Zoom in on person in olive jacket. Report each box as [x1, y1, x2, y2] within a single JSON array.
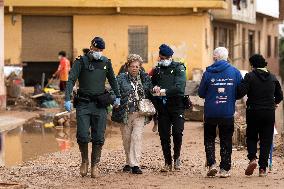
[[237, 54, 283, 177]]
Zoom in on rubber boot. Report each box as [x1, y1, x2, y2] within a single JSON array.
[[78, 143, 89, 177], [91, 144, 102, 178]]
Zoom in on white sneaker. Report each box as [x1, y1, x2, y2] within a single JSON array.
[[174, 158, 181, 171], [259, 169, 267, 177], [207, 164, 218, 177], [219, 169, 231, 178]]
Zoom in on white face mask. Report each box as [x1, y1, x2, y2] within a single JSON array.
[[92, 51, 103, 60], [158, 59, 172, 67]]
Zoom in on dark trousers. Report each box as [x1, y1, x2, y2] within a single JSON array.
[[156, 97, 185, 165], [246, 109, 275, 170], [59, 81, 67, 91], [204, 118, 234, 171], [76, 110, 107, 145]]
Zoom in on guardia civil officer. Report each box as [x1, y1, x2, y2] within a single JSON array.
[[64, 37, 121, 178], [151, 44, 186, 172]]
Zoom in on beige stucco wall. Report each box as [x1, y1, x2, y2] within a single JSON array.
[[203, 13, 214, 70], [4, 14, 22, 65], [73, 14, 211, 76], [0, 5, 5, 109]]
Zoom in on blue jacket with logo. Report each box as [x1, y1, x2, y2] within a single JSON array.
[[198, 60, 242, 119]]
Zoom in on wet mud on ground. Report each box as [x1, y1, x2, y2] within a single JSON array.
[[0, 121, 284, 189]]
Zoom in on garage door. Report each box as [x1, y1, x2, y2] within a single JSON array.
[[22, 16, 72, 86], [22, 16, 73, 62]]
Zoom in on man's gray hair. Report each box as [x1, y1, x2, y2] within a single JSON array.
[[213, 47, 229, 61]]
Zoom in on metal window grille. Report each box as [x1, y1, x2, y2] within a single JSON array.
[[267, 35, 271, 58], [248, 30, 255, 58], [242, 28, 246, 60], [274, 36, 278, 58], [128, 26, 148, 63]]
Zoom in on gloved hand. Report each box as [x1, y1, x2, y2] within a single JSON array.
[[113, 98, 121, 107], [64, 101, 72, 112]]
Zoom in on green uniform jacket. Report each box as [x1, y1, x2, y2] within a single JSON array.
[[65, 54, 120, 114], [151, 61, 186, 97]]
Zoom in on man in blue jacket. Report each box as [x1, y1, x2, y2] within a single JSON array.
[[198, 47, 242, 178]]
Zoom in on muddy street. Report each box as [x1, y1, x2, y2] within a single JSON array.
[[0, 121, 283, 189]]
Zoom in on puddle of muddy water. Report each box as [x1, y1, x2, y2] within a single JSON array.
[[0, 118, 76, 167], [0, 116, 119, 167]]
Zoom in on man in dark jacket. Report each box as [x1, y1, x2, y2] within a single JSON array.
[[237, 54, 283, 177], [198, 47, 242, 178], [151, 44, 186, 172]]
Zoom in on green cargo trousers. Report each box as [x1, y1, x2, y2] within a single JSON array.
[[76, 101, 107, 145]]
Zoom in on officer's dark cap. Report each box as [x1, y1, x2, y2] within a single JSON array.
[[159, 44, 174, 57], [91, 37, 105, 49]]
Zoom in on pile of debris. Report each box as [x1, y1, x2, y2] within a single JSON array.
[[185, 95, 204, 121], [4, 66, 63, 111], [233, 99, 247, 148], [184, 68, 205, 122], [5, 67, 25, 105], [53, 111, 76, 127], [4, 67, 39, 111], [9, 94, 39, 111]]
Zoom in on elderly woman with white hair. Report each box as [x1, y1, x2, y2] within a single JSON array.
[[198, 47, 243, 178], [112, 54, 153, 174]]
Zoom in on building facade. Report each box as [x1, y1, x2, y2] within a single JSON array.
[[0, 0, 5, 109], [3, 0, 284, 86], [3, 0, 227, 85], [212, 0, 283, 74]]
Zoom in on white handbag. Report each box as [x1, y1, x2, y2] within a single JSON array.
[[138, 99, 156, 116]]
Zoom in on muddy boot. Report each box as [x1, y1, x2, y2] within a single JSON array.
[[78, 143, 89, 177], [91, 144, 102, 178]]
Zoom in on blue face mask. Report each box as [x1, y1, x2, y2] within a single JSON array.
[[91, 51, 103, 60], [158, 59, 172, 67]]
